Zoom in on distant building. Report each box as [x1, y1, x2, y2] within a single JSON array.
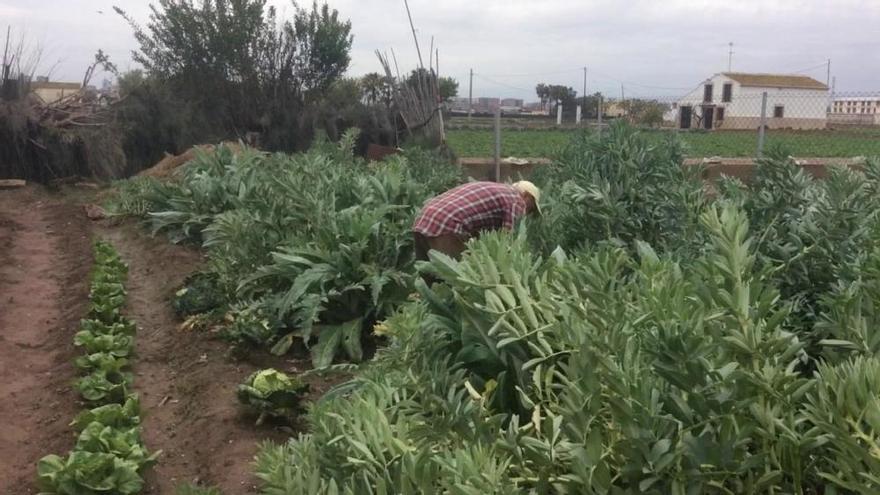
[[670, 72, 828, 130], [449, 97, 471, 113], [475, 97, 500, 113], [448, 97, 528, 115], [31, 80, 81, 104], [829, 96, 880, 126], [522, 101, 548, 115], [603, 100, 626, 118]]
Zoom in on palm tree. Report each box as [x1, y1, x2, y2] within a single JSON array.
[[360, 72, 388, 106]]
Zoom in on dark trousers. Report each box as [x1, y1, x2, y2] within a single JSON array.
[[414, 232, 467, 261]]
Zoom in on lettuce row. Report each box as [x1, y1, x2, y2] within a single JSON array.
[[37, 241, 158, 494]]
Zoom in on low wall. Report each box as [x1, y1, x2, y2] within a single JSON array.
[[458, 158, 551, 182]]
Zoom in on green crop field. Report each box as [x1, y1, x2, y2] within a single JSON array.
[[447, 127, 880, 158]]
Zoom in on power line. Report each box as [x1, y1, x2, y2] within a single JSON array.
[[588, 69, 692, 91], [477, 69, 689, 93], [473, 74, 532, 92], [476, 68, 582, 78], [782, 61, 831, 75]]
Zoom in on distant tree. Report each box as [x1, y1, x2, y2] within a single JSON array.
[[581, 92, 602, 119], [438, 76, 458, 102], [623, 99, 669, 127], [287, 2, 354, 94], [82, 50, 118, 88], [359, 72, 391, 106], [548, 84, 577, 113], [405, 69, 457, 103], [114, 0, 353, 141], [535, 83, 550, 112]]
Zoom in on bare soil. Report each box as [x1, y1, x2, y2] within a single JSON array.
[[95, 221, 298, 493], [1, 186, 339, 494], [0, 186, 93, 494]]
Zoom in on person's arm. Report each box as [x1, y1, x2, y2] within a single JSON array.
[[502, 196, 526, 230]]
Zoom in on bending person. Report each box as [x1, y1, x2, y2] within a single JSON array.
[[413, 180, 541, 261]]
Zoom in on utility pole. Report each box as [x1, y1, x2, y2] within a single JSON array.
[[403, 0, 424, 69], [826, 59, 831, 88], [436, 48, 445, 143], [494, 107, 501, 182], [826, 59, 833, 113], [830, 75, 836, 114], [582, 66, 587, 121], [468, 68, 473, 120], [728, 42, 734, 71], [757, 92, 768, 157]]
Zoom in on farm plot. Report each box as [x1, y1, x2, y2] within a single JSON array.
[[447, 126, 880, 158], [101, 124, 880, 494]]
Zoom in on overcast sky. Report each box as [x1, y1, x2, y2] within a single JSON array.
[[3, 0, 878, 101]]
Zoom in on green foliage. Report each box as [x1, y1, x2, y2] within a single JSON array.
[[446, 127, 880, 158], [405, 68, 458, 102], [104, 176, 173, 217], [37, 452, 144, 495], [535, 82, 578, 114], [253, 200, 880, 493], [74, 331, 134, 357], [75, 370, 133, 404], [75, 353, 129, 375], [114, 139, 461, 365], [622, 98, 669, 127], [804, 357, 880, 493], [529, 122, 705, 256], [172, 272, 224, 317], [722, 153, 880, 360], [71, 397, 142, 432], [237, 369, 308, 424], [106, 122, 880, 493], [74, 423, 159, 468]]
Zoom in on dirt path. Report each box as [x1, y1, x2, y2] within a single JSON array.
[[0, 186, 93, 494], [96, 222, 295, 493], [0, 185, 327, 493]]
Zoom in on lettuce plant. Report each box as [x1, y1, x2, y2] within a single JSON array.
[[237, 369, 307, 425]]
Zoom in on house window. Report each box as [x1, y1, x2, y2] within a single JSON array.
[[716, 107, 725, 121], [703, 84, 713, 103], [722, 83, 732, 102], [774, 105, 784, 118]]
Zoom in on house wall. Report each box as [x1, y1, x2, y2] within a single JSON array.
[[671, 74, 828, 130], [33, 87, 77, 104]]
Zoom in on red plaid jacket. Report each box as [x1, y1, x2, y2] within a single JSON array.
[[413, 182, 526, 237]]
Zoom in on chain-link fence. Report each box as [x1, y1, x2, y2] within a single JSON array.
[[446, 89, 880, 159]]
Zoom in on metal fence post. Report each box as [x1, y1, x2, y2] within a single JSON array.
[[494, 106, 501, 182], [597, 95, 603, 134], [757, 91, 768, 157]]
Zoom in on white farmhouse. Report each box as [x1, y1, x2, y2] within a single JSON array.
[[669, 73, 828, 130]]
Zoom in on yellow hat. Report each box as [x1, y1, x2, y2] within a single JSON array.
[[513, 180, 542, 214]]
